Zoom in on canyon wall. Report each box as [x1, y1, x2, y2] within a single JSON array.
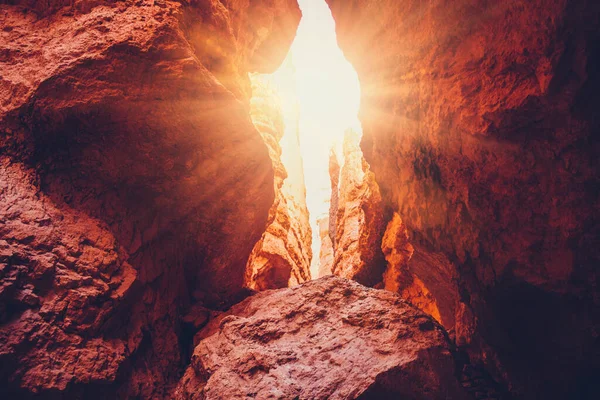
[[326, 0, 600, 398], [0, 0, 300, 397], [245, 74, 312, 290], [329, 130, 387, 287]]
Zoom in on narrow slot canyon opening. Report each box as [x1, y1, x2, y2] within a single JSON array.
[[286, 0, 363, 279], [245, 0, 382, 289]]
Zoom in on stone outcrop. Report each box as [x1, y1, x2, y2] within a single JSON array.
[[0, 160, 136, 395], [330, 130, 386, 287], [328, 147, 341, 248], [316, 216, 334, 275], [245, 74, 312, 290], [0, 0, 300, 397], [326, 0, 600, 398], [174, 276, 468, 400], [382, 213, 444, 325]]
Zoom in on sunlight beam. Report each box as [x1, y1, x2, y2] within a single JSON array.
[[253, 0, 363, 278]]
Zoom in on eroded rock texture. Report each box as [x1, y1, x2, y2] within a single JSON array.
[[382, 213, 445, 326], [0, 0, 300, 397], [326, 0, 600, 398], [317, 215, 334, 276], [0, 160, 136, 395], [174, 276, 468, 400], [330, 130, 386, 287], [245, 74, 312, 290]]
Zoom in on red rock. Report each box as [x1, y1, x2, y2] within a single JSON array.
[[330, 130, 386, 287], [1, 0, 598, 398], [382, 213, 443, 324], [0, 160, 135, 394], [0, 0, 300, 397], [174, 276, 468, 400], [326, 0, 600, 397], [317, 215, 334, 275], [381, 213, 460, 329], [245, 74, 312, 290]]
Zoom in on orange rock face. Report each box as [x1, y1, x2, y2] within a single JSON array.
[[330, 130, 386, 287], [315, 216, 333, 275], [245, 75, 312, 290], [326, 0, 600, 398], [0, 160, 136, 393], [382, 213, 444, 325], [174, 276, 468, 400], [0, 0, 300, 397]]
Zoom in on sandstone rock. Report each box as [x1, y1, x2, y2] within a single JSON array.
[[174, 276, 468, 400], [245, 73, 312, 291], [330, 130, 386, 287], [381, 213, 460, 330], [326, 0, 600, 397], [317, 216, 334, 276], [381, 213, 414, 295], [0, 160, 136, 395], [0, 0, 300, 397], [328, 147, 341, 249], [382, 213, 442, 325]]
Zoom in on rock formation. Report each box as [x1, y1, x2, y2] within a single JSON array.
[[316, 215, 334, 275], [326, 0, 600, 398], [330, 130, 386, 287], [245, 74, 312, 290], [382, 213, 444, 325], [0, 160, 137, 395], [0, 0, 300, 397], [174, 276, 468, 400], [1, 0, 598, 398]]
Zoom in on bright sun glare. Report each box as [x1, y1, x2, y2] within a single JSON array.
[[254, 0, 362, 278]]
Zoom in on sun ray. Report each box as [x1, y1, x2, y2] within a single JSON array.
[[250, 0, 363, 278]]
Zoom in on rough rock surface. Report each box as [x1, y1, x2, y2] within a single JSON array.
[[316, 215, 334, 275], [382, 213, 445, 325], [0, 160, 136, 395], [174, 276, 468, 400], [330, 130, 386, 287], [245, 74, 312, 290], [315, 149, 341, 277], [0, 0, 300, 397], [326, 0, 600, 398]]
